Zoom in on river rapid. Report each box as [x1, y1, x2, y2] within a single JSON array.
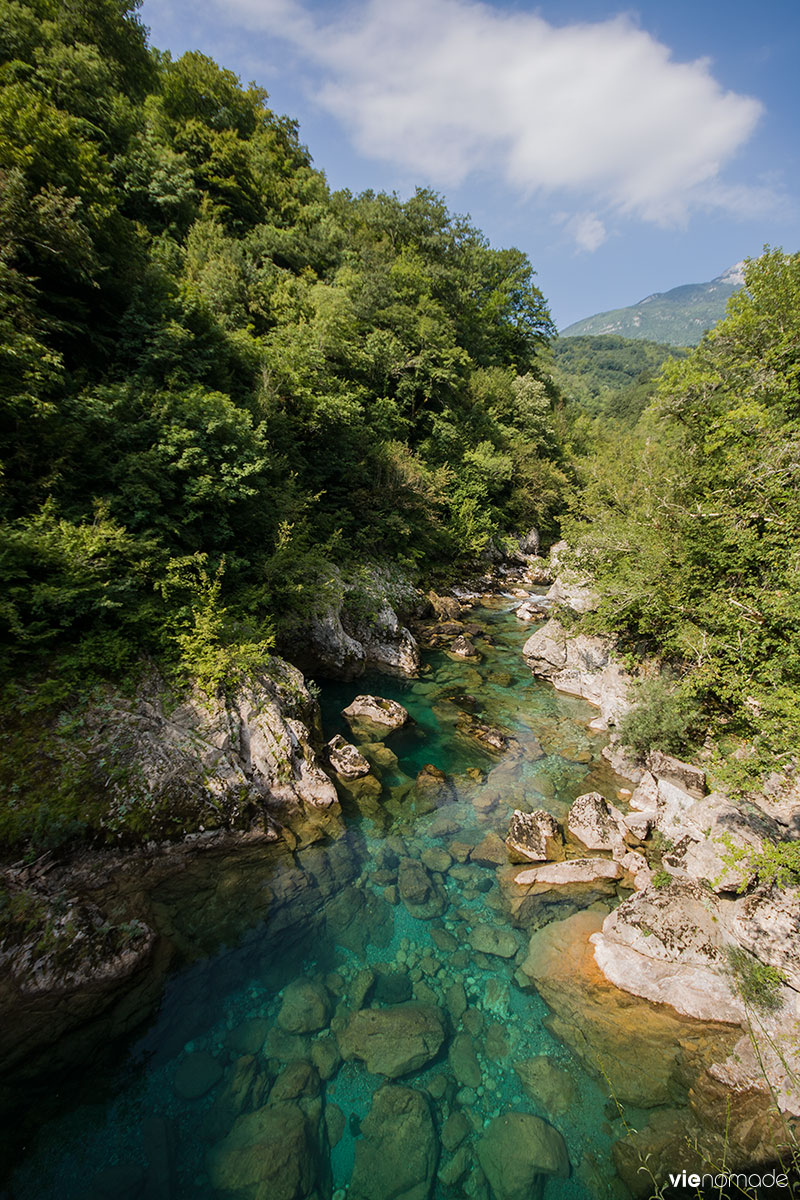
[[6, 598, 654, 1200]]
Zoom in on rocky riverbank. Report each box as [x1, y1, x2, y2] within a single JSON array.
[[517, 546, 800, 1190]]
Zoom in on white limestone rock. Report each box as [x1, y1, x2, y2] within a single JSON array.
[[567, 792, 629, 856], [522, 619, 631, 731]]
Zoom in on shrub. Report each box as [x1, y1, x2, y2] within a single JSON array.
[[617, 676, 699, 761], [725, 946, 786, 1014]]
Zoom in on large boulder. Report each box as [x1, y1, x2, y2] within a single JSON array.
[[342, 695, 409, 736], [397, 858, 446, 919], [566, 792, 628, 856], [520, 910, 739, 1109], [277, 978, 332, 1035], [349, 1085, 438, 1200], [207, 1101, 326, 1200], [476, 1112, 569, 1199], [590, 880, 745, 1023], [337, 1003, 447, 1078], [505, 810, 564, 863], [503, 859, 622, 929], [468, 923, 520, 959], [325, 735, 371, 780], [523, 619, 630, 730]]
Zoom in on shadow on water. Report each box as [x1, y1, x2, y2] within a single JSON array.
[[4, 602, 664, 1200]]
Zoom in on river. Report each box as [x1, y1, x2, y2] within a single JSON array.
[[6, 598, 653, 1200]]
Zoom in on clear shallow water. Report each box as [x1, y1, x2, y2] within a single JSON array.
[[5, 601, 640, 1200]]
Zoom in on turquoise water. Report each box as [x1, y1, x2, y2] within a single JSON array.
[[4, 600, 640, 1200]]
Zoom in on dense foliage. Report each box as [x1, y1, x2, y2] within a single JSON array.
[[0, 0, 566, 708], [546, 335, 684, 425], [567, 250, 800, 784]]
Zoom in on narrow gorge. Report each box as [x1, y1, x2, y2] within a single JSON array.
[[3, 549, 798, 1200]]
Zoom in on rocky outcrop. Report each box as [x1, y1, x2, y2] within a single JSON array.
[[84, 659, 338, 843], [505, 809, 564, 863], [543, 540, 599, 614], [523, 619, 630, 730], [0, 828, 359, 1107], [342, 694, 409, 735], [590, 880, 746, 1023], [301, 569, 421, 680]]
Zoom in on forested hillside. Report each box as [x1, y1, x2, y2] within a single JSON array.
[[0, 0, 567, 706], [566, 249, 800, 789], [545, 334, 685, 425]]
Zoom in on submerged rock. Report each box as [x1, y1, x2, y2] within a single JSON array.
[[397, 858, 447, 920], [337, 1003, 446, 1078], [476, 1112, 569, 1199], [456, 713, 509, 752], [505, 809, 564, 863], [512, 1056, 577, 1117], [449, 1032, 482, 1088], [277, 977, 332, 1035], [349, 1085, 439, 1200], [207, 1101, 326, 1200], [413, 764, 455, 812], [468, 923, 519, 958], [173, 1051, 223, 1100]]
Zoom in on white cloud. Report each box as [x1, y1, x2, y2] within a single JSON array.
[[568, 213, 608, 253], [227, 0, 766, 246]]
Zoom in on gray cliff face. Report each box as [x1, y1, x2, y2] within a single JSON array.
[[0, 654, 346, 1090], [292, 567, 422, 680], [84, 656, 339, 840]]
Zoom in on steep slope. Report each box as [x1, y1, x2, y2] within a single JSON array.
[[561, 263, 745, 346]]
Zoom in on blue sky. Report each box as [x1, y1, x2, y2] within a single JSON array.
[[140, 0, 800, 329]]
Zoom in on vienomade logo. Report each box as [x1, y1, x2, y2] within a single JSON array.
[[664, 1168, 791, 1190]]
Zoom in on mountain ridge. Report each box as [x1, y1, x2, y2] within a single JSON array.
[[561, 262, 745, 346]]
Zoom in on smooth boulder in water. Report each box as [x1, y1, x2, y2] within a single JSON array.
[[342, 695, 409, 735], [277, 977, 332, 1035], [349, 1085, 439, 1200], [477, 1112, 569, 1200], [337, 1002, 446, 1077], [207, 1101, 326, 1200]]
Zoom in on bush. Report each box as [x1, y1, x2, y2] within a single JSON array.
[[617, 676, 699, 761], [725, 946, 786, 1014]]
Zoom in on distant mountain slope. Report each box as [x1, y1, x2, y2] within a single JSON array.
[[561, 263, 745, 346], [545, 334, 686, 424]]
